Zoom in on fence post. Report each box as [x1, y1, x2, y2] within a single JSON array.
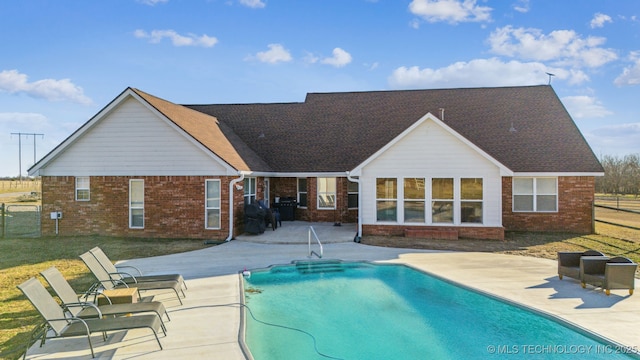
[[591, 200, 596, 234], [1, 203, 4, 238]]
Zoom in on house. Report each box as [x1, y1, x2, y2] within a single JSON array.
[[29, 85, 604, 241]]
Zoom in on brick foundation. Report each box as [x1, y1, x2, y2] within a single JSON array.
[[405, 228, 459, 240], [364, 224, 505, 240]]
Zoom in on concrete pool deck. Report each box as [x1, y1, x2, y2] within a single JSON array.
[[23, 222, 640, 359]]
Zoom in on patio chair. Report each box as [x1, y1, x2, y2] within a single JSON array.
[[89, 246, 187, 290], [80, 251, 185, 305], [581, 256, 637, 296], [557, 250, 605, 280], [17, 277, 164, 359], [40, 267, 170, 332]]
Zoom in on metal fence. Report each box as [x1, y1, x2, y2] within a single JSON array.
[[1, 203, 41, 238]]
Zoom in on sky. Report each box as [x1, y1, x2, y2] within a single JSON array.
[[0, 0, 639, 178]]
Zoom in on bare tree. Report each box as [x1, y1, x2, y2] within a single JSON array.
[[596, 154, 640, 196]]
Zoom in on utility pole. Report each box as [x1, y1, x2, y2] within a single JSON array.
[[10, 132, 44, 181]]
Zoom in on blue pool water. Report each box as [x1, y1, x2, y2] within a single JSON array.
[[242, 261, 637, 360]]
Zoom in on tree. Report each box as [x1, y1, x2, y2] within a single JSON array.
[[596, 154, 640, 197]]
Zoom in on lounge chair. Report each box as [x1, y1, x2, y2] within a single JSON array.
[[17, 277, 164, 359], [89, 246, 187, 290], [40, 266, 170, 332], [557, 250, 605, 280], [580, 256, 637, 295], [80, 251, 185, 305]]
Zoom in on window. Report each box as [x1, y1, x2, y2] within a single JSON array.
[[75, 176, 90, 201], [513, 177, 557, 212], [404, 178, 425, 223], [244, 177, 256, 205], [347, 180, 359, 209], [461, 178, 483, 223], [205, 180, 221, 229], [297, 178, 307, 207], [376, 178, 397, 222], [317, 177, 336, 209], [129, 179, 144, 229], [431, 178, 453, 223]]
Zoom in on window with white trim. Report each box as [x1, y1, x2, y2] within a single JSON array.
[[317, 177, 336, 209], [129, 179, 144, 229], [75, 176, 90, 201], [513, 177, 557, 212], [244, 177, 256, 205], [431, 178, 453, 223], [461, 178, 483, 223], [297, 178, 307, 208], [404, 178, 425, 223], [347, 180, 359, 209], [376, 178, 397, 222], [205, 180, 221, 229]]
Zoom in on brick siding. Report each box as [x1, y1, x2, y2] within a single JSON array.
[[269, 177, 357, 223], [41, 175, 243, 240], [40, 175, 594, 240], [502, 176, 595, 234]]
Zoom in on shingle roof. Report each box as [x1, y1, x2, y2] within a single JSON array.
[[186, 85, 603, 173], [132, 88, 271, 172]]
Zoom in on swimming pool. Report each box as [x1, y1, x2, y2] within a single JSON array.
[[241, 261, 637, 359]]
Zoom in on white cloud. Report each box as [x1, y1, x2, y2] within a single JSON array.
[[561, 95, 613, 119], [590, 13, 612, 29], [320, 48, 352, 68], [0, 70, 92, 105], [614, 55, 640, 86], [488, 26, 617, 68], [366, 62, 380, 71], [512, 0, 530, 13], [134, 29, 218, 47], [255, 44, 292, 64], [584, 123, 640, 156], [408, 0, 492, 24], [0, 112, 48, 127], [388, 58, 587, 89], [137, 0, 168, 5], [239, 0, 266, 8], [302, 51, 319, 64]]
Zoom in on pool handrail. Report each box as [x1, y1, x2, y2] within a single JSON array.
[[308, 226, 323, 258]]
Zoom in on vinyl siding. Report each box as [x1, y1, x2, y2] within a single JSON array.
[[360, 119, 502, 226], [41, 98, 229, 176]]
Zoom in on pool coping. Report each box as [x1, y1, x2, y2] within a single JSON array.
[[20, 229, 640, 359], [238, 259, 640, 359]]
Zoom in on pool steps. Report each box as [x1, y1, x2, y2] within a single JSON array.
[[293, 260, 369, 274]]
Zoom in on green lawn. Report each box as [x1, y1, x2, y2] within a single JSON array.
[[2, 225, 639, 359], [0, 236, 207, 360]]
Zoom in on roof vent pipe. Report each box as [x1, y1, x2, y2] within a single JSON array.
[[439, 108, 445, 121]]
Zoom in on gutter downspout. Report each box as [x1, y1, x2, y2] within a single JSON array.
[[226, 172, 245, 242], [346, 171, 362, 241]]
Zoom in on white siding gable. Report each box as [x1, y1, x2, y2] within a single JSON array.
[[40, 97, 230, 176], [359, 117, 503, 227]]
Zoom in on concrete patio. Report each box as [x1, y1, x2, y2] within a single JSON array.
[[23, 222, 640, 359]]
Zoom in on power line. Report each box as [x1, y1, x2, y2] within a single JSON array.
[[10, 132, 44, 180]]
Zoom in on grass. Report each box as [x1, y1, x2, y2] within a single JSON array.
[[0, 236, 208, 360], [3, 232, 640, 359], [2, 196, 639, 359], [0, 181, 40, 196]]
